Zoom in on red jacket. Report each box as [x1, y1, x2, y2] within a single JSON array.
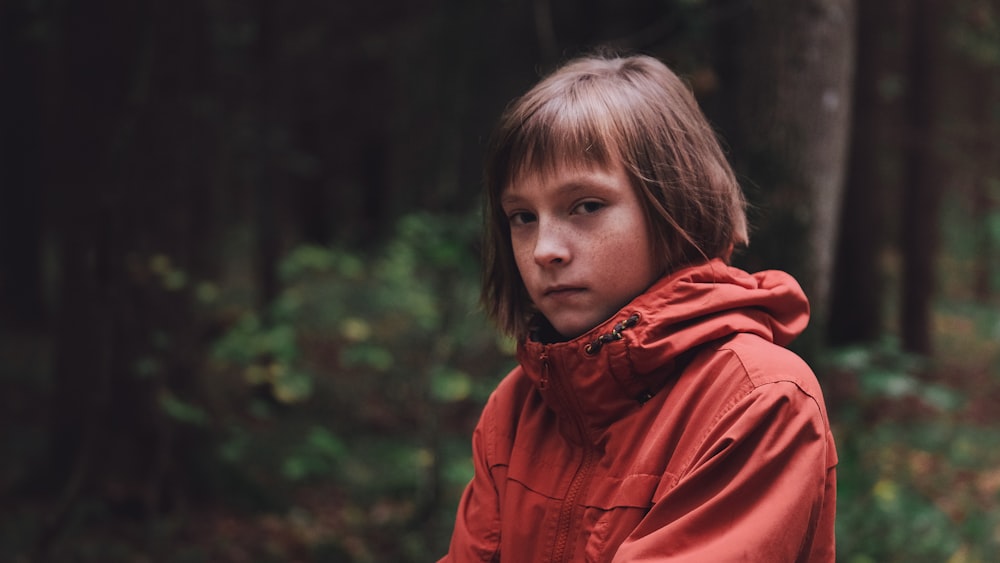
[[441, 260, 837, 562]]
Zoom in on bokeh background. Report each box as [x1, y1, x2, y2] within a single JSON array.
[[1, 0, 998, 561]]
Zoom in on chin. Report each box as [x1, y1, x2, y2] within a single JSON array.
[[551, 319, 595, 340]]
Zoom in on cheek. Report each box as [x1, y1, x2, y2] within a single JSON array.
[[616, 227, 658, 283], [509, 237, 533, 277]]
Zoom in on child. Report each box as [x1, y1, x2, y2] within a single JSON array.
[[440, 52, 837, 562]]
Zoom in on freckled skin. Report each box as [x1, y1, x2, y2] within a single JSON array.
[[502, 159, 661, 339]]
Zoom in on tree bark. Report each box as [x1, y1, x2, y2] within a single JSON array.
[[0, 1, 46, 329], [38, 0, 139, 548], [900, 0, 947, 355], [714, 0, 856, 344], [38, 0, 221, 548], [828, 0, 907, 346], [969, 60, 999, 303]]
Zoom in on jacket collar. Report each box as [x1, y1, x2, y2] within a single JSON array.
[[515, 259, 810, 441]]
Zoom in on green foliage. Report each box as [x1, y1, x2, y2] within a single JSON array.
[[949, 1, 1000, 67], [281, 426, 348, 482], [201, 211, 509, 561], [826, 339, 1000, 562], [827, 340, 965, 413], [429, 367, 474, 403], [836, 417, 1000, 563], [212, 312, 314, 404], [159, 391, 210, 426]]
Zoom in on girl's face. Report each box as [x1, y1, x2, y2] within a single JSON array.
[[502, 159, 660, 340]]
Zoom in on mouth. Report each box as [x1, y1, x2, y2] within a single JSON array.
[[544, 285, 585, 297]]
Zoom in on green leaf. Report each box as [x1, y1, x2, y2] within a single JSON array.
[[340, 343, 394, 372], [281, 427, 347, 482], [272, 369, 314, 404], [159, 392, 209, 426], [305, 426, 348, 460], [430, 368, 472, 402]]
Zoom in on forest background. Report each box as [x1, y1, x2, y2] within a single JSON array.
[[1, 0, 999, 561]]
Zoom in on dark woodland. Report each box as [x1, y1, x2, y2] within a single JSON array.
[[1, 0, 998, 561]]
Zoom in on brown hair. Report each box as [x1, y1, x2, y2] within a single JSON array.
[[481, 52, 748, 339]]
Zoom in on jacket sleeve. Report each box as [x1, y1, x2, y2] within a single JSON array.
[[438, 398, 503, 563], [613, 381, 837, 563]]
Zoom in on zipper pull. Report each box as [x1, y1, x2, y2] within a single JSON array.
[[539, 352, 550, 390]]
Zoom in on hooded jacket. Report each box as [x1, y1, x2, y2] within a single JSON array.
[[441, 260, 837, 562]]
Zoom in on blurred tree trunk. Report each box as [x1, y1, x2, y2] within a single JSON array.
[[713, 0, 856, 347], [828, 0, 907, 346], [38, 0, 220, 550], [970, 74, 998, 301], [971, 172, 997, 302], [964, 19, 1000, 303], [900, 0, 947, 355], [0, 1, 45, 330], [40, 0, 140, 547], [253, 0, 282, 308]]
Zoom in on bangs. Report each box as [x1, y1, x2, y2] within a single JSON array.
[[496, 88, 621, 190]]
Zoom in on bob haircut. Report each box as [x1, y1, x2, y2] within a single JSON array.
[[482, 52, 748, 340]]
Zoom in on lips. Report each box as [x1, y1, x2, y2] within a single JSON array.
[[544, 285, 585, 297]]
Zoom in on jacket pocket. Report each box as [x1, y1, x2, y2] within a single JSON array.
[[582, 474, 659, 562]]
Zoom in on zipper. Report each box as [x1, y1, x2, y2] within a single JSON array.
[[552, 447, 596, 562], [539, 351, 550, 390], [544, 350, 597, 563]]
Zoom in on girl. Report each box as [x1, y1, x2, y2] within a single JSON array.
[[440, 52, 836, 562]]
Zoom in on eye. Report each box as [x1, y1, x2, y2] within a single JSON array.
[[573, 200, 605, 215], [508, 211, 537, 226]]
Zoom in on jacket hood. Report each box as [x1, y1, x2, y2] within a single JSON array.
[[515, 259, 810, 439]]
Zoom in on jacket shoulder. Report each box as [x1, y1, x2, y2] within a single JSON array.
[[713, 332, 829, 418], [476, 366, 540, 447]]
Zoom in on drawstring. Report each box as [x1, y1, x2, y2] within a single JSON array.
[[584, 313, 640, 355]]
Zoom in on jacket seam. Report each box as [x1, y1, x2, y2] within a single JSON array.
[[482, 394, 502, 562], [676, 352, 753, 479], [674, 346, 828, 481], [720, 339, 829, 420]]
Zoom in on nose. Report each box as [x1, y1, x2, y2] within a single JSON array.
[[533, 220, 571, 266]]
